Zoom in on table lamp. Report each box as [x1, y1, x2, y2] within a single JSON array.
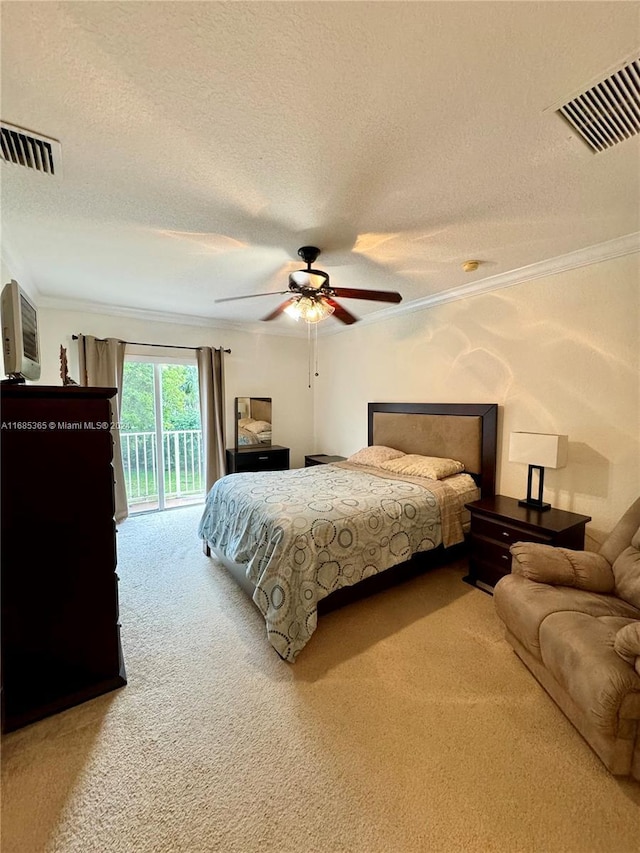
[[509, 432, 568, 511]]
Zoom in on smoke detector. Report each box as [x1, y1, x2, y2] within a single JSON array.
[[0, 122, 62, 176]]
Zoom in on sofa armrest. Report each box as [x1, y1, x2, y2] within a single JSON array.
[[510, 542, 615, 592], [614, 622, 640, 666]]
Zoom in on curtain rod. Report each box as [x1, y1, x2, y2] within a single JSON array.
[[72, 335, 230, 354]]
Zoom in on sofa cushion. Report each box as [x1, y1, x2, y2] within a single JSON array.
[[540, 612, 640, 734], [614, 621, 640, 665], [612, 526, 640, 609], [510, 542, 614, 591], [493, 573, 640, 661], [599, 498, 640, 566]]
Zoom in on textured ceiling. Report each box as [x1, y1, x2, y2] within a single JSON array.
[[1, 1, 639, 333]]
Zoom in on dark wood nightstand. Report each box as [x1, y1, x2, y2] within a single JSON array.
[[464, 495, 591, 592], [226, 445, 290, 474], [304, 454, 347, 467]]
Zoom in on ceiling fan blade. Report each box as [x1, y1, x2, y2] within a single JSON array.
[[330, 287, 402, 304], [326, 298, 358, 325], [261, 299, 296, 321], [215, 290, 289, 304]]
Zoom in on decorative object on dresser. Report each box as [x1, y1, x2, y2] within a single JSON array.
[[226, 445, 290, 474], [59, 345, 78, 385], [304, 454, 347, 467], [464, 495, 591, 592], [508, 431, 568, 511], [0, 385, 126, 732]]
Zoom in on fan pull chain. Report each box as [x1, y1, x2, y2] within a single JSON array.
[[307, 321, 312, 388], [314, 323, 320, 378]]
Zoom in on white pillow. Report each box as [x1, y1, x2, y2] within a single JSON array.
[[244, 419, 272, 434], [347, 445, 405, 466], [379, 454, 464, 480]]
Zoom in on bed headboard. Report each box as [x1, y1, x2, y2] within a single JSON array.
[[368, 402, 498, 496]]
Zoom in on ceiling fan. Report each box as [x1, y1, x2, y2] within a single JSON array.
[[215, 246, 402, 324]]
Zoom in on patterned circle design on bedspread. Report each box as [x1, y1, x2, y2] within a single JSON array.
[[337, 528, 354, 549], [310, 519, 337, 548], [363, 541, 382, 563], [253, 585, 269, 614], [259, 575, 292, 626], [308, 499, 336, 513], [300, 580, 316, 603], [271, 584, 285, 610], [403, 502, 417, 519], [317, 560, 340, 590], [381, 499, 403, 520], [264, 492, 293, 504], [340, 560, 357, 580], [293, 543, 308, 566], [366, 513, 382, 532], [305, 607, 318, 637], [390, 531, 411, 557]]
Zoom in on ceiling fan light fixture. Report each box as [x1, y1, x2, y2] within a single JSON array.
[[284, 295, 335, 324], [289, 269, 330, 290]]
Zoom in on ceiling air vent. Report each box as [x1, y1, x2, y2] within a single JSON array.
[[0, 122, 61, 175], [557, 58, 640, 153]]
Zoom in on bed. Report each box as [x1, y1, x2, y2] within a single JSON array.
[[199, 402, 498, 661], [237, 419, 273, 446]]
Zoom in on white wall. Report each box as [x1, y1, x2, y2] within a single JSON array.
[[314, 253, 640, 544], [8, 251, 640, 541], [37, 307, 315, 469]]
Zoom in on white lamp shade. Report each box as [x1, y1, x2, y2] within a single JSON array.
[[509, 432, 568, 469]]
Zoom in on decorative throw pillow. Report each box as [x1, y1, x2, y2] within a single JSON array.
[[347, 445, 405, 466], [614, 621, 640, 665], [379, 454, 464, 480]]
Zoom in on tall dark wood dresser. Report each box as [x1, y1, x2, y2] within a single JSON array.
[[1, 385, 126, 732]]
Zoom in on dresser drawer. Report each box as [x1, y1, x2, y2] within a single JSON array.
[[469, 534, 512, 571], [238, 449, 287, 472], [227, 446, 290, 474], [471, 515, 553, 547]]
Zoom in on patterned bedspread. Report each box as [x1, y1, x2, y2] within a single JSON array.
[[198, 462, 478, 661]]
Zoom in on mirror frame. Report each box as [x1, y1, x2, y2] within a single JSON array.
[[235, 396, 272, 451]]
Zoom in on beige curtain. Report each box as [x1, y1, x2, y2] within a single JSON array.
[[77, 335, 128, 523], [197, 347, 226, 492]]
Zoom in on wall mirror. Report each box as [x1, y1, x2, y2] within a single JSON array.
[[235, 397, 272, 449]]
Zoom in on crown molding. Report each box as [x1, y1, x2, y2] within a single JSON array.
[[36, 295, 304, 338], [32, 231, 639, 338], [321, 231, 640, 336]]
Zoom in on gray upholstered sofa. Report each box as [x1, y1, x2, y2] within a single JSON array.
[[494, 497, 640, 780]]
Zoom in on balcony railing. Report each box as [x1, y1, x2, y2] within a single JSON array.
[[121, 429, 204, 506]]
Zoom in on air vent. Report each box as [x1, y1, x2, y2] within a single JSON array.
[[557, 58, 640, 153], [0, 122, 61, 175]]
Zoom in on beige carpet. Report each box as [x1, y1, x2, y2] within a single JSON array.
[[2, 505, 639, 853]]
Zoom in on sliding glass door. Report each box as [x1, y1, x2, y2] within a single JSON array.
[[120, 358, 204, 512]]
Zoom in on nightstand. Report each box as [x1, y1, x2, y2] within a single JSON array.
[[226, 445, 290, 474], [304, 454, 347, 467], [464, 495, 591, 591]]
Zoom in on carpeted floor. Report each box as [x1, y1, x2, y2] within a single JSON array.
[[2, 505, 639, 852]]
